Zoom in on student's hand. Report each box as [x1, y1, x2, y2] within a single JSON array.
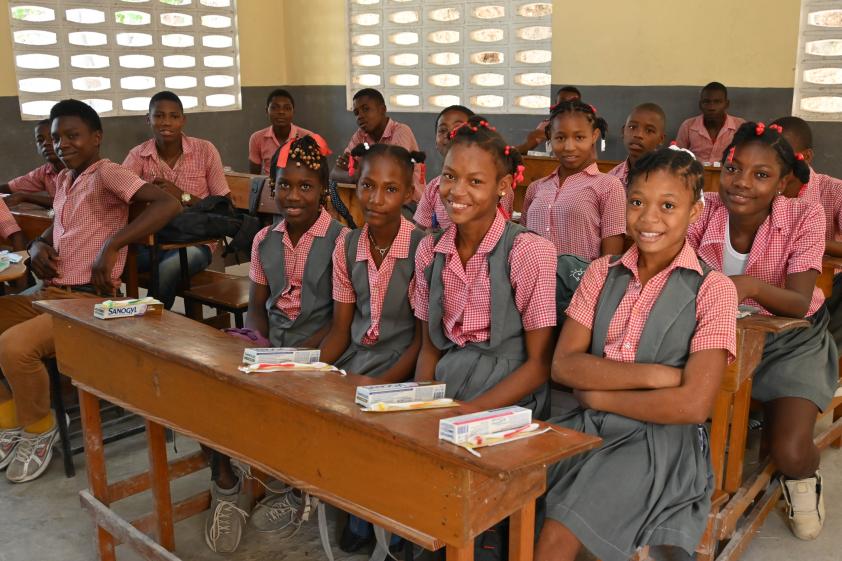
[[451, 401, 484, 416], [729, 275, 758, 303], [152, 178, 183, 201], [29, 240, 59, 280], [91, 243, 119, 297], [524, 129, 546, 151], [336, 152, 350, 171]]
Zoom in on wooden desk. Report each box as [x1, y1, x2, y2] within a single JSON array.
[[38, 299, 601, 561], [10, 205, 52, 240], [820, 254, 842, 297]]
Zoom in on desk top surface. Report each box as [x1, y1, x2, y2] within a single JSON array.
[[36, 298, 601, 478]]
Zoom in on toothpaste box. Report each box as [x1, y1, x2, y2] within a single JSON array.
[[242, 347, 321, 365], [94, 298, 163, 320], [355, 382, 446, 407], [438, 406, 532, 445]]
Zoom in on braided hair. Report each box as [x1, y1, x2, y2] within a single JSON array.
[[722, 121, 811, 185], [269, 134, 331, 206], [544, 100, 602, 141], [448, 115, 525, 184], [628, 146, 705, 201], [349, 142, 426, 188]]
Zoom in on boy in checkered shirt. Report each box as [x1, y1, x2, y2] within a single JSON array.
[[0, 99, 180, 484], [0, 118, 64, 208]]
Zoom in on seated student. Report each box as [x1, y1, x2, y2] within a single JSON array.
[[248, 88, 314, 175], [0, 119, 64, 208], [687, 122, 837, 541], [122, 90, 231, 309], [517, 86, 582, 154], [414, 115, 557, 419], [0, 99, 180, 484], [0, 196, 26, 252], [676, 81, 745, 164], [414, 105, 513, 230], [204, 134, 346, 554], [536, 147, 737, 561], [331, 88, 424, 202], [773, 116, 842, 347], [521, 101, 626, 258], [607, 102, 667, 186]]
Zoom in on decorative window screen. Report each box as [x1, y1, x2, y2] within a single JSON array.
[[346, 0, 553, 114], [9, 0, 241, 120], [793, 0, 842, 121]]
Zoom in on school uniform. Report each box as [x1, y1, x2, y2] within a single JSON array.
[[687, 192, 838, 411], [543, 243, 737, 561], [0, 159, 145, 427], [345, 118, 424, 202], [675, 114, 745, 164], [413, 213, 557, 417], [413, 176, 514, 230], [248, 124, 314, 176], [123, 134, 231, 308], [332, 216, 424, 375], [0, 198, 21, 240], [607, 159, 629, 187], [7, 163, 60, 197], [521, 163, 626, 259], [249, 208, 346, 347]]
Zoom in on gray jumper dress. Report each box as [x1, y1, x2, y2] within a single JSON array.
[[544, 259, 714, 561], [258, 219, 344, 347], [423, 222, 550, 419], [334, 227, 426, 377]]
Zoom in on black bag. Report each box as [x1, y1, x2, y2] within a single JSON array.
[[223, 176, 268, 258], [155, 195, 242, 243]]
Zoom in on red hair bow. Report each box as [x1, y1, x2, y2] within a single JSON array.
[[755, 122, 766, 136], [588, 104, 598, 114], [347, 155, 356, 176], [796, 152, 805, 161], [726, 146, 736, 164], [309, 133, 332, 156], [513, 164, 526, 186], [768, 124, 783, 134]]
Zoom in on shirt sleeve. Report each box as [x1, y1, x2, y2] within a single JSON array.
[[564, 256, 610, 330], [691, 271, 738, 362], [686, 193, 716, 250], [248, 226, 271, 285], [121, 148, 144, 177], [345, 129, 363, 154], [413, 180, 438, 229], [500, 187, 514, 215], [509, 233, 557, 330], [412, 236, 435, 322], [332, 230, 356, 303], [520, 181, 538, 225], [7, 166, 46, 194], [203, 142, 230, 196], [787, 201, 826, 275], [248, 131, 262, 166], [101, 162, 146, 203], [392, 123, 420, 152], [675, 119, 691, 149], [599, 176, 627, 238], [0, 199, 21, 239]]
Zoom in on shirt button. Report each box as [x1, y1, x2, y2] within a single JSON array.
[[623, 342, 631, 350], [546, 228, 550, 232]]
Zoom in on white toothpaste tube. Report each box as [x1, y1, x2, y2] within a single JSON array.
[[438, 406, 532, 445], [242, 347, 321, 365], [94, 298, 164, 320], [355, 382, 446, 407]]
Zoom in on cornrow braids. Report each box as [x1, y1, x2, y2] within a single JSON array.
[[722, 121, 811, 185], [628, 146, 705, 201], [448, 115, 526, 189], [269, 134, 331, 206], [434, 104, 474, 133], [348, 142, 427, 188], [544, 100, 599, 139]]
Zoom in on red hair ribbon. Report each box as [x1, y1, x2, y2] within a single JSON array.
[[588, 104, 598, 114], [449, 122, 468, 139], [497, 202, 510, 220], [309, 133, 332, 156], [416, 162, 426, 185], [755, 122, 766, 136], [768, 124, 783, 135], [479, 120, 496, 131], [347, 155, 356, 176], [277, 139, 293, 169], [796, 152, 805, 161], [504, 145, 511, 156], [548, 102, 559, 113], [513, 164, 526, 186], [726, 146, 736, 164]]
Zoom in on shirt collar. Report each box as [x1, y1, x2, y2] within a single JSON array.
[[273, 207, 331, 237], [434, 211, 506, 256], [690, 113, 740, 133], [615, 240, 704, 282], [357, 216, 414, 262], [363, 118, 397, 144], [138, 134, 194, 158], [552, 162, 600, 184]]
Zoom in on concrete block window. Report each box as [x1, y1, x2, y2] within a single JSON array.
[[793, 0, 842, 121]]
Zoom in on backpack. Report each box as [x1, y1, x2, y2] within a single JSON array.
[[155, 195, 242, 243], [556, 254, 591, 327]]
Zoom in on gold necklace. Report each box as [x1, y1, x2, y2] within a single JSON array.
[[367, 230, 392, 257]]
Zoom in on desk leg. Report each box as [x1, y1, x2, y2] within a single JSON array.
[[446, 544, 474, 561], [509, 501, 536, 561], [79, 389, 116, 561], [725, 378, 753, 495], [146, 420, 176, 551]]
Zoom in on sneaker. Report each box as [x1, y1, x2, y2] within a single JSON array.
[[5, 426, 58, 483], [781, 472, 825, 540], [251, 488, 314, 536], [0, 427, 22, 470], [204, 481, 250, 553]]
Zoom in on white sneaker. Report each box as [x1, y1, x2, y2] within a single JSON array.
[[251, 488, 315, 537], [6, 426, 58, 483], [781, 472, 825, 540], [204, 481, 250, 553], [0, 427, 22, 470]]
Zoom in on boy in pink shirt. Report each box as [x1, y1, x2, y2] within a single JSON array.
[[607, 103, 667, 187], [0, 119, 64, 208], [248, 89, 314, 175], [676, 82, 745, 164]]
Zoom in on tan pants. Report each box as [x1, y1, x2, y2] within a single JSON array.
[[0, 287, 98, 426]]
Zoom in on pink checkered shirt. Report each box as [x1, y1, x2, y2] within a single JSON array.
[[798, 168, 842, 244], [51, 159, 146, 287], [345, 118, 424, 202], [675, 114, 745, 164], [249, 209, 345, 320], [0, 198, 20, 239], [413, 213, 557, 346], [248, 124, 314, 176], [8, 163, 61, 197], [567, 242, 737, 362], [520, 163, 626, 259], [687, 192, 826, 317], [607, 159, 630, 186], [333, 216, 416, 344], [413, 175, 514, 229]]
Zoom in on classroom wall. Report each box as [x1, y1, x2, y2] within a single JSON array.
[[0, 0, 839, 178]]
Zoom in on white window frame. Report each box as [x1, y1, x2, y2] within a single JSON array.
[[9, 0, 242, 120], [793, 0, 842, 121], [346, 0, 553, 114]]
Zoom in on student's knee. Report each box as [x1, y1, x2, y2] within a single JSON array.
[[769, 430, 817, 477], [535, 519, 579, 561], [0, 321, 48, 374]]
